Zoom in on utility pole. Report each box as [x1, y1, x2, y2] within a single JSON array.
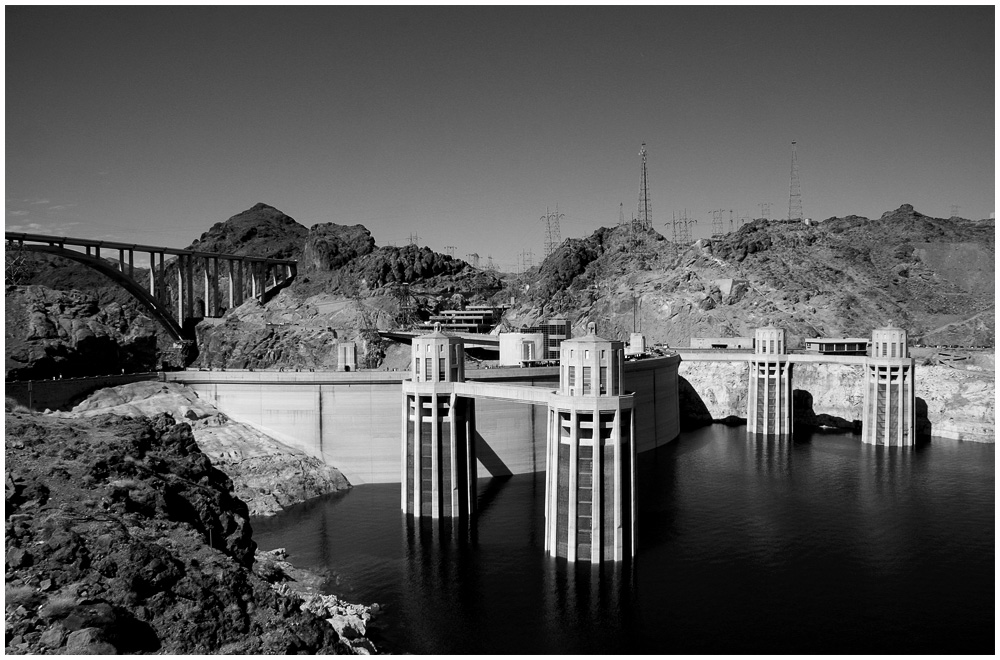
[[788, 141, 803, 220]]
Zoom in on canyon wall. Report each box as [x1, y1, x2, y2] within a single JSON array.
[[679, 360, 994, 442]]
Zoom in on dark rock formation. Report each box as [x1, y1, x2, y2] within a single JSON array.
[[186, 203, 308, 260], [4, 411, 354, 654], [5, 285, 167, 380], [302, 223, 376, 271]]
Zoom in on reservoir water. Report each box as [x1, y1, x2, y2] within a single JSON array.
[[252, 426, 994, 654]]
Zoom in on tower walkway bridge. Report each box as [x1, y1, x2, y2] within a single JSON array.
[[6, 231, 297, 341]]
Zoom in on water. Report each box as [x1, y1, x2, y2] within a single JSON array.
[[252, 427, 994, 654]]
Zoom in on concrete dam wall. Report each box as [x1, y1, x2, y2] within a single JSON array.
[[169, 354, 682, 484]]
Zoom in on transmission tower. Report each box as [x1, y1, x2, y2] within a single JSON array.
[[466, 253, 480, 269], [759, 202, 771, 220], [444, 246, 456, 258], [711, 209, 725, 237], [485, 255, 496, 271], [949, 204, 960, 218], [5, 240, 27, 285], [667, 211, 679, 243], [392, 283, 419, 329], [636, 143, 652, 231], [618, 202, 625, 228], [541, 206, 564, 258], [408, 233, 421, 246], [518, 250, 534, 273], [788, 141, 802, 220], [682, 212, 698, 243]]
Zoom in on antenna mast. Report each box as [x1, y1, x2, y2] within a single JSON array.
[[788, 141, 802, 220]]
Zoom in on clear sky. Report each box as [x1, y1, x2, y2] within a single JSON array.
[[6, 6, 995, 270]]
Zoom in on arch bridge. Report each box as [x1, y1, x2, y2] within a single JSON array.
[[6, 232, 297, 341]]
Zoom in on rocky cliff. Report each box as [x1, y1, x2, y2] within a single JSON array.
[[4, 410, 365, 654], [4, 285, 176, 380]]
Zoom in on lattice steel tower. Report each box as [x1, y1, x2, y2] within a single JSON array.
[[541, 205, 564, 258], [788, 141, 802, 220], [637, 143, 652, 231]]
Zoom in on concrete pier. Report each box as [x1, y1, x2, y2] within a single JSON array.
[[862, 324, 916, 446], [747, 326, 792, 439]]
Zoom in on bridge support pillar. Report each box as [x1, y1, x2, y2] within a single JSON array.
[[862, 324, 916, 446], [747, 326, 792, 439], [184, 254, 194, 320], [401, 326, 475, 519], [544, 323, 635, 563], [176, 255, 185, 322], [203, 259, 211, 317], [149, 252, 158, 299]]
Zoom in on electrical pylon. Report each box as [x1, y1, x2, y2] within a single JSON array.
[[636, 143, 652, 231], [541, 206, 564, 258], [788, 141, 802, 220]]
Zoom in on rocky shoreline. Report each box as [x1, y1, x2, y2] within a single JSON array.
[[4, 410, 381, 654], [51, 381, 351, 516]]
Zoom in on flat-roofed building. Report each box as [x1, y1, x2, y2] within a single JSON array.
[[690, 337, 754, 349], [524, 317, 571, 361], [417, 305, 503, 333], [804, 337, 869, 356], [498, 332, 546, 366]]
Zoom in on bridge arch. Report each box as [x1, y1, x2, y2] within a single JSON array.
[[19, 243, 187, 341]]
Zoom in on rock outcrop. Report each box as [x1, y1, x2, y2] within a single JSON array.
[[4, 411, 360, 654], [56, 381, 351, 516], [302, 223, 377, 272], [5, 285, 171, 380], [185, 203, 308, 260]]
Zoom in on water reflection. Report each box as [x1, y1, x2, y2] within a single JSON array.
[[251, 429, 994, 655]]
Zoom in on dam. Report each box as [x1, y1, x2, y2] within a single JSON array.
[[165, 343, 681, 487]]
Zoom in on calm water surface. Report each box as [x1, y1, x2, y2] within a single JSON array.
[[252, 427, 994, 654]]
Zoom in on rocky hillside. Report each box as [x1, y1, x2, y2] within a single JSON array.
[[6, 203, 993, 378], [56, 381, 351, 516], [504, 204, 994, 349], [4, 410, 367, 654]]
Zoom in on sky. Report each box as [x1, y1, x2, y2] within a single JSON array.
[[6, 6, 995, 271]]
